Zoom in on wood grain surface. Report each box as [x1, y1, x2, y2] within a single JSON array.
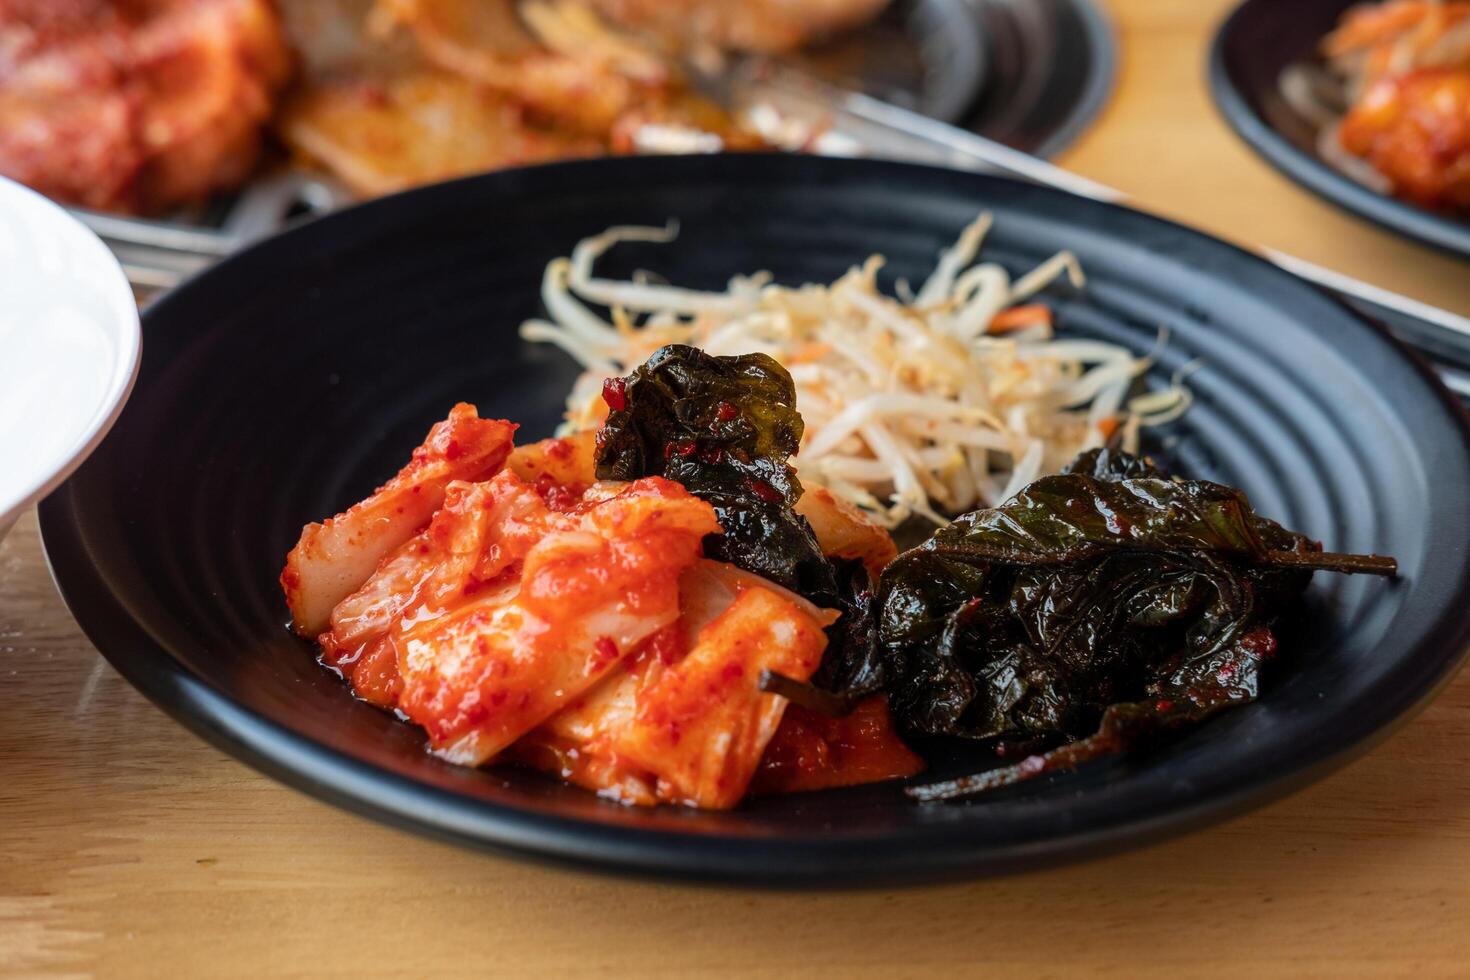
[[4, 1, 1469, 976]]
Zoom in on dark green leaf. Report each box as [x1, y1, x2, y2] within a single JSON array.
[[595, 344, 834, 599], [881, 449, 1393, 800], [594, 345, 881, 700]]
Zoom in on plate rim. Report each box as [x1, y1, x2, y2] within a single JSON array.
[[1027, 0, 1119, 160], [0, 177, 142, 529], [39, 153, 1470, 886], [903, 0, 990, 124], [1207, 0, 1470, 259]]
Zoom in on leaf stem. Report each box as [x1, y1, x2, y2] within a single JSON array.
[[924, 544, 1398, 577], [758, 670, 855, 717], [1266, 551, 1398, 576]]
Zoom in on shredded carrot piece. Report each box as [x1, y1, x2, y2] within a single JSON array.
[[989, 304, 1054, 334], [787, 341, 832, 364]]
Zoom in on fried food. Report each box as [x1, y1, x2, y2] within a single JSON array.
[[2, 0, 861, 211], [276, 70, 602, 197], [0, 0, 290, 213], [585, 0, 890, 54], [278, 0, 606, 195], [368, 0, 754, 141]]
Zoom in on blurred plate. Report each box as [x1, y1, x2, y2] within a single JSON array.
[[798, 0, 1117, 155], [0, 177, 139, 542], [795, 0, 989, 123], [73, 0, 1116, 292], [47, 154, 1465, 886], [1210, 0, 1470, 258], [960, 0, 1115, 158]]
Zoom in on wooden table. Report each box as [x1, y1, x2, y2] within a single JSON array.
[[4, 2, 1468, 976]]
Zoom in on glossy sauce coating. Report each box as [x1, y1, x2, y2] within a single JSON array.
[[752, 696, 925, 796], [388, 476, 718, 764], [282, 413, 921, 808], [609, 584, 834, 808], [1340, 68, 1470, 211], [282, 403, 516, 636]]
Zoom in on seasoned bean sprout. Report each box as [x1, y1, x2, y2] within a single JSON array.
[[521, 215, 1190, 526]]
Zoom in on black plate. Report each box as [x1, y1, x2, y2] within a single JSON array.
[[1210, 0, 1470, 258], [41, 154, 1470, 886], [818, 0, 1116, 156], [962, 0, 1116, 158], [796, 0, 989, 124]]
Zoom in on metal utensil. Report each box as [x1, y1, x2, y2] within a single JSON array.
[[70, 172, 351, 295]]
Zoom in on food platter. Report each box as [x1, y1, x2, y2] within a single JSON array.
[[40, 154, 1470, 885], [69, 0, 1116, 292], [790, 0, 989, 123], [1210, 0, 1470, 258]]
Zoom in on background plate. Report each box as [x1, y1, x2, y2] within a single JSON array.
[[794, 0, 989, 123], [41, 154, 1470, 886], [75, 0, 1116, 293], [960, 0, 1115, 158], [821, 0, 1116, 155], [1210, 0, 1470, 259]]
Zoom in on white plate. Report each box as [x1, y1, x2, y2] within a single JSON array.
[[0, 178, 140, 541]]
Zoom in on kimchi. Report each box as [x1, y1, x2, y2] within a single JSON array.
[[283, 392, 921, 809]]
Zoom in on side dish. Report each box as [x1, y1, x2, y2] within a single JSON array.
[[583, 0, 891, 55], [282, 375, 925, 809], [1298, 1, 1470, 212], [284, 334, 1394, 808], [0, 0, 291, 214], [523, 216, 1190, 528], [0, 0, 889, 214], [885, 447, 1396, 800], [276, 0, 770, 199]]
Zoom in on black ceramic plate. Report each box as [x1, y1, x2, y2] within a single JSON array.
[[809, 0, 1116, 156], [961, 0, 1116, 158], [41, 155, 1470, 886], [1210, 0, 1470, 258], [795, 0, 989, 124]]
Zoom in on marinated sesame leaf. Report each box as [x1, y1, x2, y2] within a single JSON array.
[[880, 449, 1396, 800], [907, 692, 1245, 801], [596, 345, 886, 701], [1061, 446, 1166, 481], [810, 557, 885, 697], [595, 344, 835, 600]]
